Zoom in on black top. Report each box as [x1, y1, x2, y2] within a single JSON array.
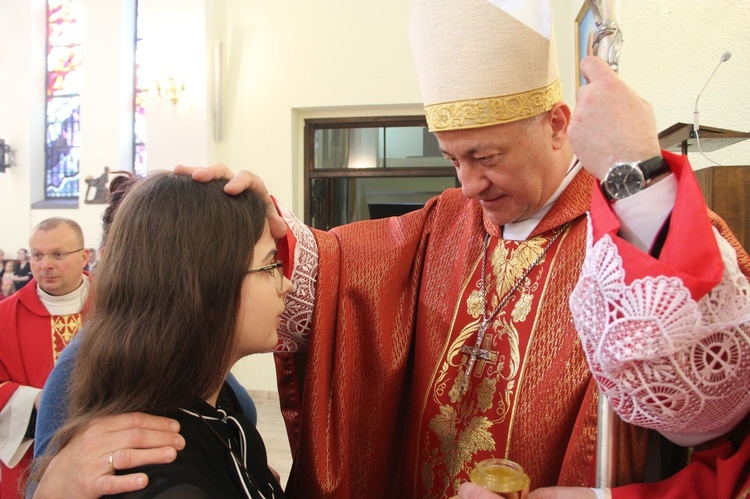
[[14, 261, 31, 289], [108, 384, 285, 499]]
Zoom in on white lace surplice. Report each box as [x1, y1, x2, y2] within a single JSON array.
[[571, 216, 750, 446]]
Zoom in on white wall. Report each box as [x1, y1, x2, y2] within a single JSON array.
[[0, 0, 45, 251], [1, 0, 748, 391], [208, 0, 422, 211], [137, 0, 210, 171], [561, 0, 749, 169]]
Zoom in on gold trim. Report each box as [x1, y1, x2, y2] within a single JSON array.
[[504, 224, 571, 457], [50, 314, 82, 363], [412, 242, 484, 496], [425, 80, 563, 132]]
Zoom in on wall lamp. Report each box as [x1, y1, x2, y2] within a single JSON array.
[[146, 77, 185, 105], [0, 138, 14, 173]]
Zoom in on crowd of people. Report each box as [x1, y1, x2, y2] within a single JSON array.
[[1, 1, 749, 498]]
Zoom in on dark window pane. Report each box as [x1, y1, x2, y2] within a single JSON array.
[[384, 126, 451, 168], [310, 176, 457, 230], [314, 126, 451, 170]]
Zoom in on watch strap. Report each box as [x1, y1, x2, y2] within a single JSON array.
[[639, 155, 669, 181]]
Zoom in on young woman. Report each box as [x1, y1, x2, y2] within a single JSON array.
[[35, 172, 290, 498]]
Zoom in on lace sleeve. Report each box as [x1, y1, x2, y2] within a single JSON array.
[[275, 205, 318, 353], [570, 215, 750, 441]]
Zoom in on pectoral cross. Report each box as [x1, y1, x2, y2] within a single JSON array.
[[456, 227, 566, 399], [457, 319, 496, 397]]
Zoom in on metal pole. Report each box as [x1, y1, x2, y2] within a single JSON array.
[[587, 0, 623, 74], [586, 0, 622, 488], [595, 389, 618, 488]]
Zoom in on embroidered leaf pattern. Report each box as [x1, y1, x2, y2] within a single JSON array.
[[429, 404, 458, 442], [491, 237, 546, 300], [421, 230, 567, 496], [496, 319, 520, 379], [501, 379, 516, 421], [421, 445, 439, 490]]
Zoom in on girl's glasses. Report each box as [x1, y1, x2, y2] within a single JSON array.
[[246, 261, 284, 292]]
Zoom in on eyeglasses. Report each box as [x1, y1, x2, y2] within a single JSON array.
[[246, 260, 284, 292], [30, 248, 85, 263]]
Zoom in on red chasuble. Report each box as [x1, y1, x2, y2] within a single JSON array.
[[276, 170, 654, 498], [276, 152, 750, 498], [0, 279, 83, 499]]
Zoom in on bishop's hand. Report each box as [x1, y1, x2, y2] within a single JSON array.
[[568, 56, 662, 181], [174, 163, 288, 239]]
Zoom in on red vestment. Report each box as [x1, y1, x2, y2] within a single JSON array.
[[0, 279, 83, 499], [275, 154, 750, 498]]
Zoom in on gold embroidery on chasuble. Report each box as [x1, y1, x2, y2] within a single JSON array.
[[50, 313, 82, 363], [420, 233, 558, 496]]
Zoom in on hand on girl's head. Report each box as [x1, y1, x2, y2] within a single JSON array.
[[174, 163, 288, 239]]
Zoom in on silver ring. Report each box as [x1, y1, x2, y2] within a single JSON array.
[[108, 452, 116, 471]]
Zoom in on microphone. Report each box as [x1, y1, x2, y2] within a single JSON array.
[[693, 51, 732, 138]]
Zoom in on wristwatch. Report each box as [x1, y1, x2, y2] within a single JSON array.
[[600, 156, 669, 201]]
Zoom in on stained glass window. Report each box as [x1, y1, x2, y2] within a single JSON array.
[[46, 0, 83, 199], [133, 1, 147, 176]]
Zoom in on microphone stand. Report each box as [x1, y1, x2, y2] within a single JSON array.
[[692, 53, 732, 171], [693, 52, 732, 138]]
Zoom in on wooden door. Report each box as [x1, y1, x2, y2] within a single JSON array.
[[694, 165, 750, 250]]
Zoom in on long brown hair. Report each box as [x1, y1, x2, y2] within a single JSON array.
[[42, 172, 267, 463]]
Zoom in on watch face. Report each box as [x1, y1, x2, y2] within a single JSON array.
[[602, 163, 645, 200]]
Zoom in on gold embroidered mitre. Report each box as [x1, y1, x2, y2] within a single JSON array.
[[409, 0, 562, 131]]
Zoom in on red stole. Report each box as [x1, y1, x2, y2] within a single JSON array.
[[416, 221, 589, 496]]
